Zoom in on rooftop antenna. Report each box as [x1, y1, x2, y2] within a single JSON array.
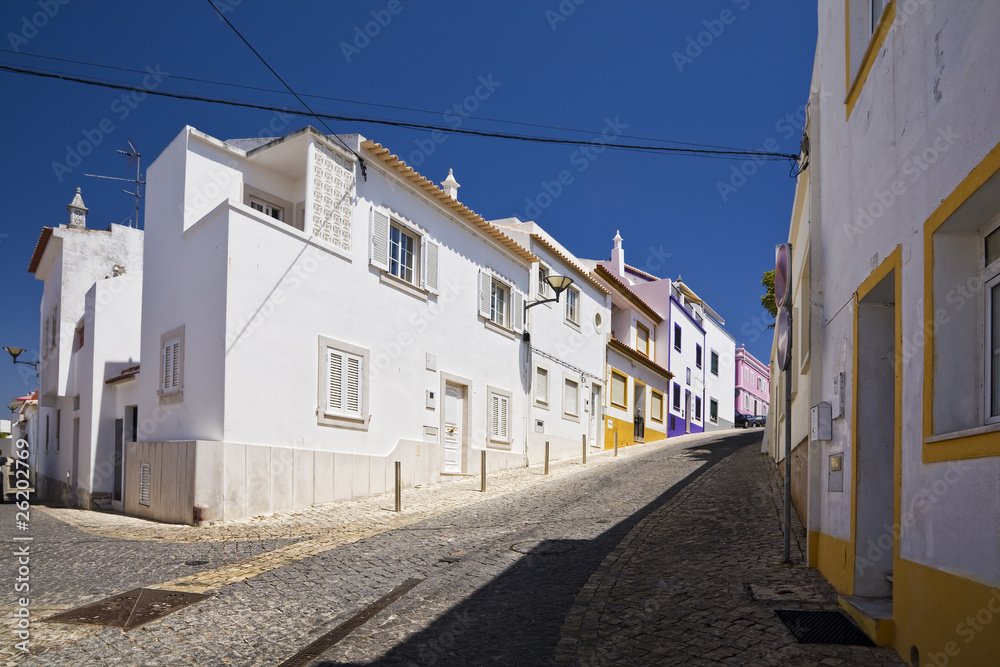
[[84, 140, 145, 228]]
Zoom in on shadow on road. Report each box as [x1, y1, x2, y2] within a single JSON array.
[[312, 430, 760, 666]]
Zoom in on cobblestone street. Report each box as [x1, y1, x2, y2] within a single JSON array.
[[2, 430, 904, 666]]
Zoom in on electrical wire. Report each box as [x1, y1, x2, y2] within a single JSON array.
[[204, 0, 367, 179], [0, 47, 774, 154], [0, 62, 800, 164]]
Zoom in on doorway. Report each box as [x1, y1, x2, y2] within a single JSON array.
[[853, 262, 899, 600], [589, 384, 601, 448], [685, 390, 692, 433], [443, 383, 467, 474], [633, 381, 646, 443]]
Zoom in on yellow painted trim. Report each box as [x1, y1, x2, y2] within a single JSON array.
[[894, 558, 1000, 666], [851, 245, 902, 598], [923, 139, 1000, 462], [650, 389, 664, 423], [845, 0, 896, 120], [839, 596, 894, 645], [603, 415, 666, 451], [809, 531, 854, 595]]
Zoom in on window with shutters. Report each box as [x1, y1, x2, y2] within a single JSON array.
[[317, 335, 370, 429], [478, 269, 523, 334], [563, 377, 579, 420], [487, 385, 513, 445], [636, 323, 649, 356], [610, 369, 628, 410], [370, 207, 439, 296], [535, 366, 549, 407], [158, 326, 185, 400], [710, 350, 719, 376], [651, 390, 664, 423]]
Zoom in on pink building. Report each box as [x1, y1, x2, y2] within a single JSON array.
[[734, 345, 769, 417]]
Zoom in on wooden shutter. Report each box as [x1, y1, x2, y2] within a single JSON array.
[[162, 338, 180, 392], [611, 372, 626, 408], [327, 349, 343, 413], [536, 368, 548, 403], [424, 238, 439, 294], [651, 391, 663, 421], [564, 380, 578, 416], [511, 290, 524, 332], [479, 270, 492, 319], [370, 208, 390, 271], [491, 393, 509, 440]]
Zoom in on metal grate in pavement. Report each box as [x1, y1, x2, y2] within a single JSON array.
[[774, 609, 875, 646], [46, 588, 210, 630]]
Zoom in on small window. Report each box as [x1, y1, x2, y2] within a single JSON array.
[[695, 396, 702, 421], [651, 390, 664, 423], [489, 389, 511, 443], [161, 337, 181, 395], [636, 323, 650, 356], [565, 287, 580, 325], [536, 367, 549, 405], [674, 324, 682, 351], [538, 264, 551, 298], [563, 378, 579, 418], [710, 350, 719, 376], [696, 344, 703, 369], [318, 335, 370, 429], [611, 370, 628, 409], [672, 383, 681, 410], [249, 196, 283, 222], [491, 279, 508, 327], [710, 398, 718, 423], [73, 323, 85, 351], [389, 223, 419, 284]]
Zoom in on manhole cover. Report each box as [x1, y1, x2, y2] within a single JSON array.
[[774, 609, 874, 646], [46, 588, 210, 630], [510, 540, 576, 555]]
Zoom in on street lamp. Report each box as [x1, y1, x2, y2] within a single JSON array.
[[3, 347, 38, 370], [524, 275, 574, 312]]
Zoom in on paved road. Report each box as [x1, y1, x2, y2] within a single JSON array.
[[1, 430, 903, 665]]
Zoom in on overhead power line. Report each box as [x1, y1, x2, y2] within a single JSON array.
[[0, 63, 800, 164], [0, 47, 766, 154]]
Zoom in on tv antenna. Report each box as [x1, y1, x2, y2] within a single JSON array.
[[85, 140, 145, 228]]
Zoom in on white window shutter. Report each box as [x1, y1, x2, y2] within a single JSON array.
[[345, 355, 362, 417], [490, 394, 499, 438], [564, 380, 578, 416], [499, 396, 508, 440], [424, 238, 439, 294], [161, 343, 172, 392], [511, 290, 524, 332], [479, 270, 492, 319], [536, 368, 548, 403], [327, 349, 343, 413], [370, 208, 390, 271]]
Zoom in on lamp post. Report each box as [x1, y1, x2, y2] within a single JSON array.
[[3, 347, 39, 370]]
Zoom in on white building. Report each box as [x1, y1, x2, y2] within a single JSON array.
[[767, 2, 1000, 661], [491, 219, 611, 463], [28, 189, 143, 509], [130, 126, 537, 523], [702, 308, 736, 431]]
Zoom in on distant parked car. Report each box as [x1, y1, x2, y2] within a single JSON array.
[[734, 412, 754, 428], [752, 415, 767, 427]]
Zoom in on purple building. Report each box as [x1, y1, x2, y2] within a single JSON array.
[[734, 345, 769, 418]]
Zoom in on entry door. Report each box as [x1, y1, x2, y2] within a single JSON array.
[[443, 383, 466, 473], [589, 385, 600, 447], [685, 391, 692, 433], [113, 419, 124, 502]]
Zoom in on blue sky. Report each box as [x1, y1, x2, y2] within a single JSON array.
[[0, 0, 816, 408]]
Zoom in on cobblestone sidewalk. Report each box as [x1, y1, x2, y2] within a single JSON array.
[[556, 445, 905, 666]]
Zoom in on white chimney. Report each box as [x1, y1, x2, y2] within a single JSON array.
[[67, 187, 88, 229], [441, 169, 460, 200], [611, 230, 625, 277]]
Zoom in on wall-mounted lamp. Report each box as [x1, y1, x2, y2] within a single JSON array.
[[524, 275, 574, 313], [3, 347, 39, 370]]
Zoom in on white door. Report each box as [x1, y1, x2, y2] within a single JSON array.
[[589, 385, 600, 447], [444, 383, 465, 473]]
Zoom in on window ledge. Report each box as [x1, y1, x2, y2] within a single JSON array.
[[487, 439, 512, 449], [926, 421, 1000, 445], [379, 271, 429, 301], [564, 318, 582, 331], [562, 412, 580, 423], [318, 412, 370, 431], [535, 400, 549, 411], [483, 318, 517, 339]]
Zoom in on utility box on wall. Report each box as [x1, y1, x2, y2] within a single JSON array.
[[811, 402, 832, 441]]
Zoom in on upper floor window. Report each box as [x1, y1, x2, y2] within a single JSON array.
[[537, 264, 551, 299], [986, 227, 1000, 422], [696, 344, 703, 369], [710, 350, 719, 376], [846, 0, 895, 117], [636, 323, 650, 356], [610, 370, 628, 410], [674, 324, 682, 351], [565, 287, 580, 325], [249, 196, 283, 222], [672, 383, 681, 410], [479, 269, 522, 333], [161, 337, 181, 395], [371, 208, 439, 294], [389, 224, 418, 284]]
